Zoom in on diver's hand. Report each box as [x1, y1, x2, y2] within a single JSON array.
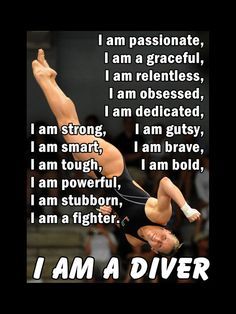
[[96, 206, 112, 215], [187, 209, 201, 223], [181, 202, 201, 223]]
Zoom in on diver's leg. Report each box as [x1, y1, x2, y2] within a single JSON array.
[[32, 49, 124, 177]]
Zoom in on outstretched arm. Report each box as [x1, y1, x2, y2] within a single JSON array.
[[157, 177, 201, 222]]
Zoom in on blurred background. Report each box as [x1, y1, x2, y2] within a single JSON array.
[[27, 31, 209, 283]]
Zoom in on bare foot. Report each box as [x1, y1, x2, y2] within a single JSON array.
[[32, 49, 57, 82], [37, 48, 50, 67]]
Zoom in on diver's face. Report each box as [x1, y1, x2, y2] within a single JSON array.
[[145, 227, 176, 255]]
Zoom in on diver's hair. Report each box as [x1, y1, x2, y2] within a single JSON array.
[[157, 234, 183, 257]]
